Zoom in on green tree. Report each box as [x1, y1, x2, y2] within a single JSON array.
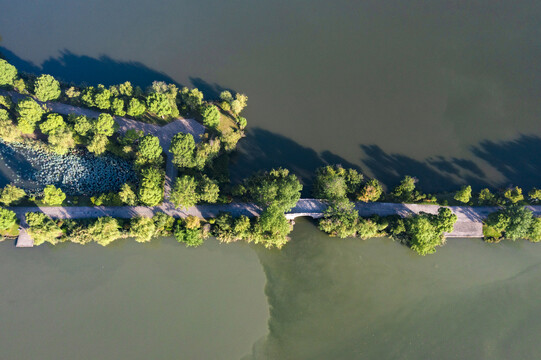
[[198, 175, 220, 203], [87, 134, 109, 155], [170, 175, 198, 209], [246, 168, 302, 212], [201, 104, 220, 128], [503, 186, 524, 204], [48, 127, 75, 155], [16, 97, 45, 134], [73, 115, 93, 137], [127, 98, 146, 117], [0, 185, 26, 205], [358, 179, 383, 202], [118, 81, 133, 97], [454, 185, 472, 204], [129, 216, 156, 243], [135, 135, 162, 167], [478, 188, 497, 205], [251, 206, 292, 249], [93, 85, 112, 110], [0, 208, 17, 231], [25, 212, 62, 246], [318, 199, 358, 238], [405, 215, 442, 256], [485, 205, 534, 241], [146, 92, 172, 117], [138, 167, 164, 206], [42, 185, 66, 205], [153, 212, 175, 236], [65, 87, 81, 99], [0, 95, 14, 110], [88, 217, 122, 246], [34, 74, 60, 102], [39, 113, 66, 134], [169, 132, 195, 168], [237, 116, 247, 129], [119, 183, 137, 205], [111, 97, 126, 116], [180, 87, 203, 110], [0, 59, 17, 86], [392, 176, 417, 202], [230, 93, 248, 115], [94, 113, 116, 136], [174, 223, 204, 247], [0, 110, 21, 142], [313, 166, 348, 201], [527, 218, 541, 242], [219, 91, 233, 103]]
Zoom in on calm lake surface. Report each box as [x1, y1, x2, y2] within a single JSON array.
[[1, 1, 541, 359]]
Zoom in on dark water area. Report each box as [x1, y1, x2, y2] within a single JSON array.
[[2, 1, 541, 359]]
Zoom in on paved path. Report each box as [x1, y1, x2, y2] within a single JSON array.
[[12, 199, 541, 246]]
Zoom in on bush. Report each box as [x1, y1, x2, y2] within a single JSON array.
[[34, 74, 61, 102]]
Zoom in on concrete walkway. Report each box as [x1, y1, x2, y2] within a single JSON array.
[[12, 199, 541, 246]]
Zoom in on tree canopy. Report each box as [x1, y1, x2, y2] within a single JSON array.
[[169, 133, 195, 168], [454, 185, 472, 204], [42, 185, 66, 205], [34, 74, 61, 102], [245, 168, 302, 212], [16, 97, 45, 134], [0, 59, 17, 86]]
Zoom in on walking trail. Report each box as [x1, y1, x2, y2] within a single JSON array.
[[3, 91, 540, 247]]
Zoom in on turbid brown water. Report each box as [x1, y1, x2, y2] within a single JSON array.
[[1, 1, 541, 359]]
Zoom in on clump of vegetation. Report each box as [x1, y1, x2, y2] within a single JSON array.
[[0, 184, 26, 206], [42, 185, 66, 205], [483, 205, 540, 242], [454, 185, 472, 204], [34, 74, 61, 102], [26, 212, 63, 246]]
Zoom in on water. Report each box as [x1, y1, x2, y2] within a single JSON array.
[[1, 1, 541, 359]]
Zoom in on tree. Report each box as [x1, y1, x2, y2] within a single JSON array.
[[219, 91, 233, 103], [94, 113, 116, 136], [118, 81, 133, 97], [65, 87, 81, 99], [358, 179, 383, 202], [478, 188, 497, 205], [198, 175, 220, 203], [503, 186, 524, 204], [119, 183, 137, 205], [237, 116, 247, 129], [392, 176, 416, 202], [251, 206, 292, 249], [485, 205, 534, 241], [356, 218, 382, 240], [34, 74, 60, 102], [88, 217, 122, 246], [433, 207, 457, 234], [246, 168, 302, 212], [170, 175, 198, 209], [130, 216, 156, 243], [230, 93, 248, 115], [135, 135, 162, 166], [153, 212, 175, 236], [146, 92, 172, 117], [201, 104, 220, 128], [184, 215, 201, 230], [180, 87, 203, 110], [528, 188, 541, 203], [39, 113, 66, 134], [405, 215, 442, 256], [48, 127, 75, 154], [454, 185, 472, 204], [0, 95, 14, 110], [0, 110, 21, 142], [169, 132, 195, 168], [111, 97, 126, 116], [25, 212, 62, 246], [138, 167, 164, 206], [0, 208, 17, 231], [174, 223, 204, 247], [0, 59, 17, 86], [313, 165, 362, 202], [87, 134, 109, 155], [318, 199, 359, 238], [527, 218, 541, 242], [0, 185, 26, 206], [93, 85, 112, 110], [16, 97, 45, 134], [73, 115, 93, 137], [127, 98, 146, 117], [42, 185, 66, 205]]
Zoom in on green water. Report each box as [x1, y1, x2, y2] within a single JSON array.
[[2, 0, 541, 358]]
